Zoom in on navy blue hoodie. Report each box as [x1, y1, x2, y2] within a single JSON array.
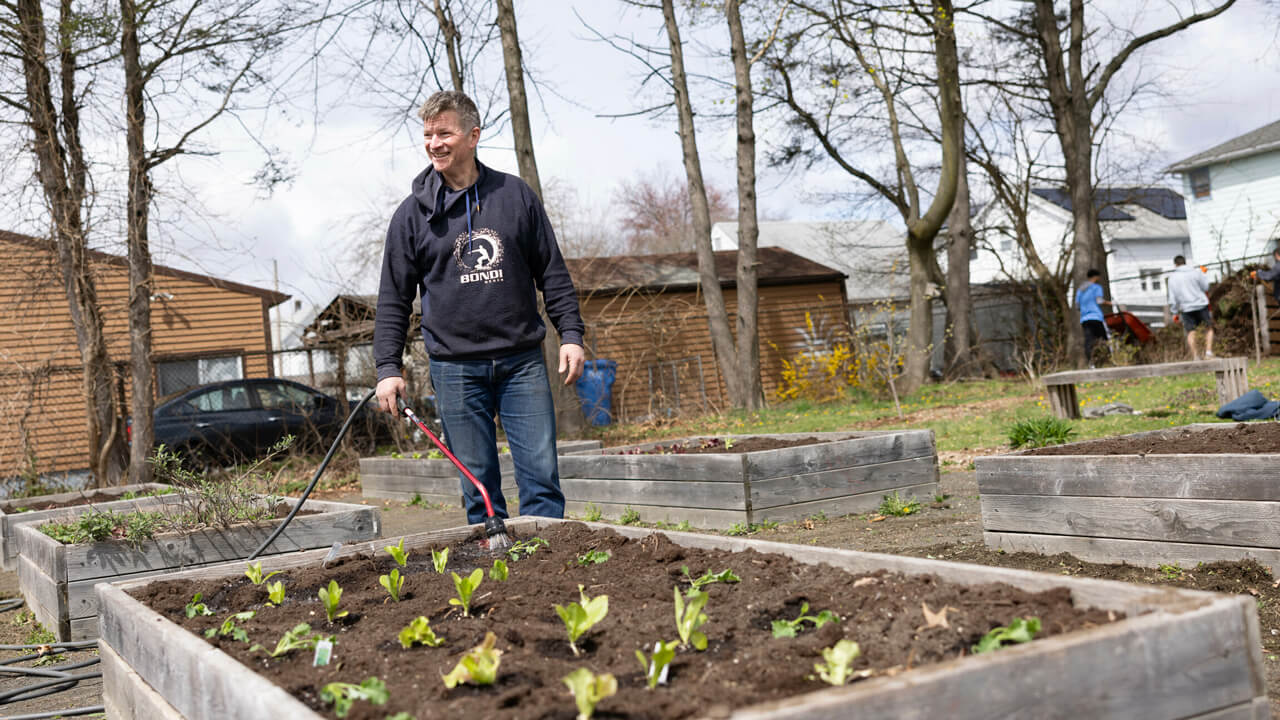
[[374, 161, 584, 379]]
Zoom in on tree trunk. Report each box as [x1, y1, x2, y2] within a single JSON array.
[[17, 0, 125, 485], [944, 138, 975, 376], [725, 0, 764, 411], [122, 0, 156, 485], [432, 0, 465, 92], [495, 0, 584, 434], [660, 0, 745, 408]]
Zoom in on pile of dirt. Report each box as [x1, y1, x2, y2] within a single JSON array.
[[134, 522, 1116, 719], [1027, 422, 1280, 455], [1208, 267, 1268, 357]]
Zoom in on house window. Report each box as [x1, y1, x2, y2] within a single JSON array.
[[1000, 237, 1013, 252], [1190, 167, 1211, 199], [157, 355, 244, 397], [1139, 269, 1162, 292]]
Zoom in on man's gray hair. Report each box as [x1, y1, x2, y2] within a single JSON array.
[[418, 91, 481, 132]]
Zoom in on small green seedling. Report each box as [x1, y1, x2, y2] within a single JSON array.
[[555, 584, 609, 657], [251, 622, 326, 658], [618, 506, 641, 525], [379, 568, 405, 602], [244, 561, 281, 586], [398, 616, 444, 649], [385, 538, 408, 567], [814, 639, 861, 685], [582, 503, 603, 522], [449, 568, 484, 617], [431, 547, 448, 574], [576, 550, 611, 566], [204, 610, 255, 643], [506, 536, 549, 561], [319, 676, 388, 718], [680, 566, 741, 593], [674, 587, 709, 651], [770, 602, 839, 638], [319, 580, 349, 624], [266, 581, 286, 606], [489, 559, 509, 581], [563, 667, 617, 720], [634, 639, 679, 689], [972, 617, 1041, 654], [184, 593, 213, 618], [442, 631, 502, 688]]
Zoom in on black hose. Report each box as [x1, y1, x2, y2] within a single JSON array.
[[0, 671, 101, 704], [246, 388, 377, 562], [0, 658, 99, 678], [2, 706, 104, 720]]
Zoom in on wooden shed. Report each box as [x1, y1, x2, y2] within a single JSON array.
[[0, 231, 288, 480], [565, 247, 849, 422]]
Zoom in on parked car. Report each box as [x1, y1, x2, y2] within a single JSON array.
[[135, 378, 368, 466]]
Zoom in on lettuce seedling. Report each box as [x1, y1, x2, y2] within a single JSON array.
[[674, 587, 709, 651], [555, 584, 609, 657], [431, 547, 449, 574], [442, 631, 502, 689], [319, 580, 349, 624], [576, 550, 610, 566], [319, 676, 388, 718], [680, 566, 741, 593], [563, 667, 617, 720], [379, 568, 405, 602], [634, 639, 679, 689], [184, 593, 213, 618], [266, 581, 286, 606], [489, 558, 509, 581], [972, 617, 1041, 654], [385, 538, 409, 568], [244, 562, 281, 586], [398, 616, 444, 649], [251, 622, 326, 658], [814, 639, 861, 685], [449, 569, 484, 617], [770, 602, 840, 638], [204, 610, 255, 643], [506, 536, 549, 562]]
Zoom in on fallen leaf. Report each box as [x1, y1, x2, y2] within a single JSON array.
[[869, 515, 886, 523], [853, 577, 877, 588], [802, 518, 815, 530]]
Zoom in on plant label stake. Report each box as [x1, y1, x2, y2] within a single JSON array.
[[322, 542, 342, 568], [313, 638, 333, 667]]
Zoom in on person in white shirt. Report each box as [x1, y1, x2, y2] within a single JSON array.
[[1166, 255, 1214, 360]]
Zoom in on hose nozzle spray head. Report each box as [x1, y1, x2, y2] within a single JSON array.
[[484, 515, 513, 554]]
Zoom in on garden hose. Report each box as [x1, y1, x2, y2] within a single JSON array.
[[3, 706, 105, 719], [245, 388, 378, 562]]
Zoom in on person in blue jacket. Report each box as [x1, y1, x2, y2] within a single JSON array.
[[1075, 269, 1113, 367], [372, 90, 585, 524], [1251, 247, 1280, 307]]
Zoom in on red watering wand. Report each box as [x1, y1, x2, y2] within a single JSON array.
[[398, 398, 513, 553]]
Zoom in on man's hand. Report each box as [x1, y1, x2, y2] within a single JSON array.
[[558, 343, 585, 385], [376, 376, 405, 415]]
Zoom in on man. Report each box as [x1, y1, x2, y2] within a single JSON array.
[[1250, 247, 1280, 307], [1167, 255, 1214, 360], [1075, 268, 1113, 367], [373, 90, 585, 524]]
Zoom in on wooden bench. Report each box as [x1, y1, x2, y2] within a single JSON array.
[[1042, 357, 1248, 420]]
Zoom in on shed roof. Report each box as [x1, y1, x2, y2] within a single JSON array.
[[565, 246, 846, 295], [1165, 118, 1280, 173], [0, 230, 289, 306]]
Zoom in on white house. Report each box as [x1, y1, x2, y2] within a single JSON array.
[[972, 187, 1191, 327], [1166, 118, 1280, 274]]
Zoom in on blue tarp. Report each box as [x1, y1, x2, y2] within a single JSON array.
[[1216, 389, 1280, 421]]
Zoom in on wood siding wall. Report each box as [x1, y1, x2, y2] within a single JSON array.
[[0, 239, 275, 479], [579, 281, 849, 422]]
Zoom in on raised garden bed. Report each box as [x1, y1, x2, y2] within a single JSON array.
[[977, 422, 1280, 573], [16, 495, 380, 641], [99, 518, 1266, 719], [0, 482, 173, 572], [359, 439, 603, 505], [558, 431, 939, 529]]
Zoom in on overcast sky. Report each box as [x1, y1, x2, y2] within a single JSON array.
[[45, 0, 1280, 326]]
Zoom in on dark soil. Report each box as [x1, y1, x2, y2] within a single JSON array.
[[132, 522, 1117, 720], [616, 436, 850, 455], [1027, 422, 1280, 455], [1, 490, 162, 513]]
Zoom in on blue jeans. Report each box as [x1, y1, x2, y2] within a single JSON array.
[[428, 347, 565, 523]]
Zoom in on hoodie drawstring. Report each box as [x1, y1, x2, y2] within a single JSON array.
[[464, 186, 478, 254]]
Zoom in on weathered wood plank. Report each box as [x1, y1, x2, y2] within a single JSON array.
[[563, 500, 748, 530], [559, 451, 745, 481], [17, 554, 64, 622], [17, 523, 66, 585], [750, 457, 938, 509], [1186, 697, 1271, 720], [361, 472, 516, 497], [560, 477, 746, 510], [745, 431, 936, 481], [23, 580, 68, 643], [981, 495, 1280, 550], [101, 639, 186, 720], [978, 455, 1280, 500], [0, 482, 170, 514], [1043, 357, 1246, 385], [984, 531, 1280, 575], [753, 482, 939, 526]]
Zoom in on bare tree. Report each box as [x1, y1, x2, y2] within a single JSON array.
[[614, 172, 734, 255], [542, 177, 622, 259]]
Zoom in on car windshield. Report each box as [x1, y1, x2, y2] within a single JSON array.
[[255, 382, 316, 410]]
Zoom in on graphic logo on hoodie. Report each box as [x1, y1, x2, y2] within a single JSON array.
[[453, 228, 505, 285]]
